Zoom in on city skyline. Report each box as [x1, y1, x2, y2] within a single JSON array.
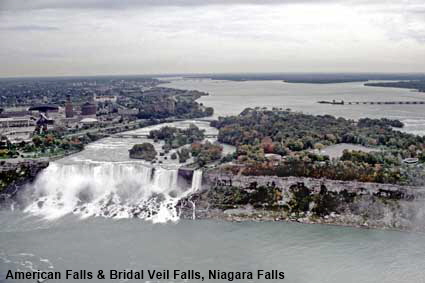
[[1, 0, 425, 77]]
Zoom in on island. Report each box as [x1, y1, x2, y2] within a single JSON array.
[[177, 108, 425, 230], [365, 80, 425, 92], [141, 124, 223, 165], [129, 143, 157, 161]]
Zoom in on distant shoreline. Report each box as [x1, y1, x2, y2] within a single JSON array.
[[183, 73, 425, 84], [365, 81, 425, 93]]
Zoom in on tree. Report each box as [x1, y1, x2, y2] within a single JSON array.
[[129, 143, 157, 161], [32, 136, 42, 147], [314, 143, 325, 152], [177, 148, 191, 163]]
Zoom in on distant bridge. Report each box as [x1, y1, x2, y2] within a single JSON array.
[[320, 100, 425, 105], [347, 101, 425, 105], [111, 133, 218, 139]]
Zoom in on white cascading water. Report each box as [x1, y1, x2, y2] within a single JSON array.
[[191, 170, 203, 192], [188, 170, 203, 219], [24, 161, 202, 223]]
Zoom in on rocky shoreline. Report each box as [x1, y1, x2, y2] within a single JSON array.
[[0, 160, 49, 207], [178, 170, 425, 231]]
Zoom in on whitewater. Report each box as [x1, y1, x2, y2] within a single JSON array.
[[23, 161, 202, 223], [20, 120, 213, 223]]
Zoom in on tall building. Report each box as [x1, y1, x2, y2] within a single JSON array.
[[65, 95, 74, 118], [81, 102, 97, 116]]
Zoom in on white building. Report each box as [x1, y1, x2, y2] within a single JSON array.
[[0, 117, 34, 128]]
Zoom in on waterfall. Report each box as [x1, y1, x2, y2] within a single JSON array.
[[23, 161, 190, 223], [189, 200, 196, 220], [187, 170, 203, 220], [191, 170, 203, 192]]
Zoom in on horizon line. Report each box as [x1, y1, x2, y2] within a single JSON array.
[[1, 71, 425, 80]]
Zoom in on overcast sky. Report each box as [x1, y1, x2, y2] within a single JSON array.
[[0, 0, 424, 77]]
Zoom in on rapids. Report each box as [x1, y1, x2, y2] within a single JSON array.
[[23, 161, 202, 223]]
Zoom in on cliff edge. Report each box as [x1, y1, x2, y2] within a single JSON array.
[[178, 170, 425, 230], [0, 160, 49, 207]]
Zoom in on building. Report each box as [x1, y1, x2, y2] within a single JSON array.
[[81, 102, 97, 116], [65, 95, 74, 118], [95, 95, 117, 103], [27, 104, 58, 124], [403, 158, 419, 165], [118, 108, 138, 116], [0, 117, 34, 128], [0, 110, 32, 118], [80, 117, 99, 126], [28, 105, 59, 115]]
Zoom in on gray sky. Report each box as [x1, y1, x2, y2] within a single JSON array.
[[0, 0, 424, 77]]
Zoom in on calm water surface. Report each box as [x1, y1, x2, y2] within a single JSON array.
[[1, 212, 425, 283], [162, 79, 425, 135]]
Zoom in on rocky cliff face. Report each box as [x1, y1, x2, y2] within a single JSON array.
[[0, 161, 49, 207], [178, 171, 425, 230]]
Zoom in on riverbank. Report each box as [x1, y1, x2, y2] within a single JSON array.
[[0, 160, 49, 206], [178, 170, 425, 231]]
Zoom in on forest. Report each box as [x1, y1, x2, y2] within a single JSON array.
[[148, 124, 205, 149], [212, 108, 425, 185]]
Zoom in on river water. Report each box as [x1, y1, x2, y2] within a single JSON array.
[[1, 79, 425, 283], [163, 79, 425, 135], [2, 214, 425, 283]]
